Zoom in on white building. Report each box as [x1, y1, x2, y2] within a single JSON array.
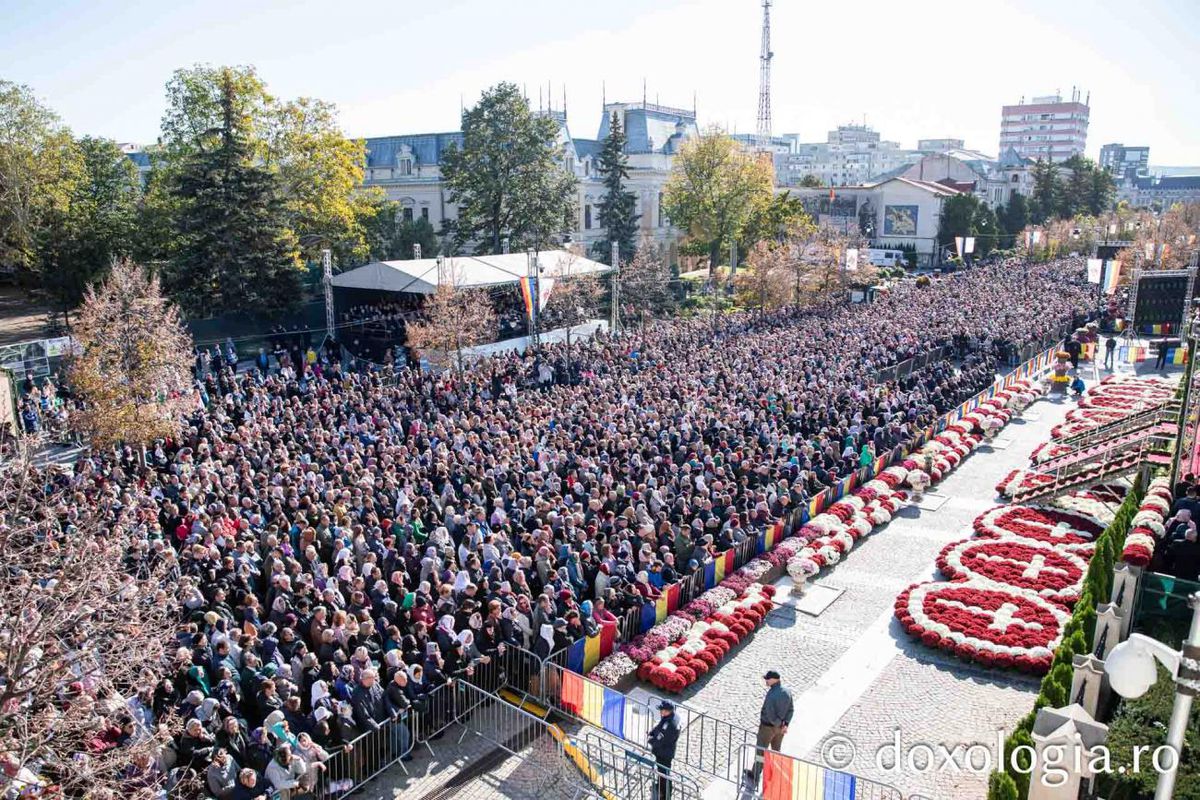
[[785, 176, 961, 267], [774, 125, 924, 187], [1098, 143, 1150, 183], [998, 91, 1090, 163], [359, 101, 697, 258]]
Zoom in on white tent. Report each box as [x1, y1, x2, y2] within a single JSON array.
[[330, 250, 612, 295]]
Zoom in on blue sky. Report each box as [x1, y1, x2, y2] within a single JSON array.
[[2, 0, 1198, 163]]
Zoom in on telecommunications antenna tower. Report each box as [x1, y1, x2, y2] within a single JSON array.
[[756, 0, 773, 146]]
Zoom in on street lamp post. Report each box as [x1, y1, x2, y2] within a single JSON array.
[[1105, 591, 1200, 800]]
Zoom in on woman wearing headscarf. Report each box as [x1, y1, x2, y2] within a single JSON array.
[[434, 615, 457, 654], [533, 623, 556, 661]]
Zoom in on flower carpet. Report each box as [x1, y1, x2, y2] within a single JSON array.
[[586, 378, 1046, 688]]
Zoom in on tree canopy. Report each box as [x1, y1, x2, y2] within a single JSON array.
[[592, 111, 639, 265], [662, 129, 774, 275], [441, 82, 578, 255]]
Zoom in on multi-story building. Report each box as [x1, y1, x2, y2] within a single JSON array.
[[1117, 175, 1200, 208], [917, 138, 965, 153], [1098, 143, 1150, 183], [774, 124, 923, 187], [359, 100, 697, 256], [998, 91, 1090, 163]]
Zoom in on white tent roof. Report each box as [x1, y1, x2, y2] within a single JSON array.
[[330, 249, 612, 294]]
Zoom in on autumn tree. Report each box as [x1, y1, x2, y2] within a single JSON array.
[[736, 239, 792, 312], [545, 253, 604, 351], [66, 260, 194, 448], [0, 80, 83, 281], [405, 264, 497, 375], [0, 460, 181, 799], [662, 129, 774, 277], [441, 83, 578, 254]]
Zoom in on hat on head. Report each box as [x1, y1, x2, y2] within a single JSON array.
[[657, 700, 675, 712], [763, 670, 781, 681]]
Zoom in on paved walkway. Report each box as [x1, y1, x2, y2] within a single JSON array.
[[681, 390, 1082, 800]]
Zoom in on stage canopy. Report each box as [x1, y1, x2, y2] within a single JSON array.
[[330, 250, 612, 295]]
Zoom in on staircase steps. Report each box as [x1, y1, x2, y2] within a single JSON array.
[[1035, 423, 1177, 473]]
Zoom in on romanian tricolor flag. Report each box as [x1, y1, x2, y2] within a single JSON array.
[[1141, 323, 1173, 335], [762, 751, 858, 800], [1168, 346, 1189, 365], [1102, 260, 1121, 294], [1120, 346, 1148, 363], [519, 275, 537, 321]]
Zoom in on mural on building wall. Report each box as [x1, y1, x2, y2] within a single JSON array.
[[801, 194, 859, 220], [883, 205, 918, 236]]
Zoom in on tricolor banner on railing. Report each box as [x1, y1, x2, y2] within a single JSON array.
[[762, 749, 864, 800]]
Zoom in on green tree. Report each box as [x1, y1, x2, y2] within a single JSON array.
[[160, 65, 270, 160], [441, 82, 578, 254], [937, 193, 981, 249], [797, 174, 824, 188], [738, 191, 810, 253], [0, 80, 82, 279], [166, 70, 302, 316], [37, 137, 140, 313], [592, 111, 639, 265], [999, 191, 1029, 247], [132, 160, 180, 267], [1029, 159, 1060, 223], [1088, 166, 1116, 216], [972, 202, 1000, 256], [1061, 155, 1094, 218], [663, 129, 774, 276], [261, 96, 372, 263]]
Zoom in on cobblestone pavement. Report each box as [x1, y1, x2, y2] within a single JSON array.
[[682, 391, 1080, 800]]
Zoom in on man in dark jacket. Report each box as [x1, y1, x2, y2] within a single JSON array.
[[350, 669, 390, 733], [385, 670, 414, 762], [647, 700, 680, 800]]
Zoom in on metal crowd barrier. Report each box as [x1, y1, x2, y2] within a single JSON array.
[[574, 729, 703, 800], [452, 680, 604, 799], [737, 743, 903, 800], [539, 661, 756, 787], [317, 708, 417, 800]]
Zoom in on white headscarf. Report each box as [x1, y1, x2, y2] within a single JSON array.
[[452, 570, 471, 593], [539, 623, 555, 649], [437, 615, 456, 635], [311, 680, 330, 707]]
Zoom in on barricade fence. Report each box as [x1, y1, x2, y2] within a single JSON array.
[[738, 744, 903, 800], [539, 661, 756, 788], [575, 729, 703, 800]]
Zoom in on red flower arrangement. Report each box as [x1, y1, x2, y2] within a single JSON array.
[[936, 537, 1086, 604], [893, 581, 1069, 674], [973, 506, 1101, 551]]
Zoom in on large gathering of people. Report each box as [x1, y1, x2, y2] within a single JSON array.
[[5, 258, 1098, 799]]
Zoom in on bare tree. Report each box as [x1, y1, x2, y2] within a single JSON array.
[[406, 263, 497, 375], [619, 238, 675, 327], [544, 252, 604, 354], [0, 459, 181, 799], [66, 260, 194, 449]]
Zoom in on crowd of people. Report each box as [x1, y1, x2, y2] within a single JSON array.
[[5, 258, 1097, 799]]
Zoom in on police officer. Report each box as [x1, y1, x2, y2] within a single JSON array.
[[647, 700, 680, 800]]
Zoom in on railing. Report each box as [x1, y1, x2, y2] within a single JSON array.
[[737, 744, 904, 800], [314, 708, 417, 800], [1056, 401, 1178, 448], [1035, 419, 1178, 474], [538, 661, 757, 787], [574, 729, 703, 800], [453, 680, 605, 798], [1013, 435, 1166, 504]]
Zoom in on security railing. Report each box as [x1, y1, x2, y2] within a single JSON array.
[[574, 729, 703, 800], [538, 661, 756, 787], [737, 743, 904, 800], [1055, 402, 1179, 449], [453, 680, 605, 799]]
